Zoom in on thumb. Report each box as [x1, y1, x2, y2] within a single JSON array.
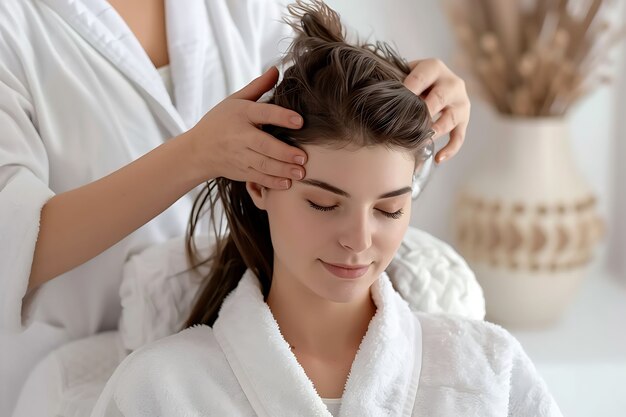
[[230, 66, 280, 101]]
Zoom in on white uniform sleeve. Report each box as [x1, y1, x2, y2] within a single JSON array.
[[0, 41, 55, 333], [507, 337, 563, 417], [224, 0, 292, 71]]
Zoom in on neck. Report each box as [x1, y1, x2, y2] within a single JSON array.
[[266, 263, 377, 358]]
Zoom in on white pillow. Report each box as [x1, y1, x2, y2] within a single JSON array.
[[118, 235, 209, 352], [387, 227, 485, 319], [118, 227, 485, 352]]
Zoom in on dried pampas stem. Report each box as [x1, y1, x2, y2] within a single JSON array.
[[443, 0, 625, 116]]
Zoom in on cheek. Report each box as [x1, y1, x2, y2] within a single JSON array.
[[378, 223, 406, 251], [375, 209, 411, 262], [265, 198, 333, 259]]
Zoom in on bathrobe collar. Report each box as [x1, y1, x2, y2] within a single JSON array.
[[37, 0, 215, 135], [213, 270, 423, 417]]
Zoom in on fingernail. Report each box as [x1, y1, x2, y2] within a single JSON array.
[[294, 155, 305, 165], [291, 168, 303, 179], [280, 179, 290, 189], [290, 115, 303, 127]]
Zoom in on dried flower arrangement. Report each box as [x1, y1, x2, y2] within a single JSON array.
[[443, 0, 625, 116]]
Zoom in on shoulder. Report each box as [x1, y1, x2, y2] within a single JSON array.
[[417, 312, 518, 347], [413, 313, 562, 415], [120, 325, 223, 371], [416, 312, 524, 385], [110, 325, 225, 394], [101, 326, 237, 413]]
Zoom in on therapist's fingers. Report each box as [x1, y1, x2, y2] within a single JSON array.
[[187, 68, 308, 186], [421, 78, 467, 120], [432, 105, 470, 163], [403, 59, 446, 96], [438, 123, 468, 162], [231, 67, 304, 130], [247, 133, 306, 179], [433, 111, 469, 163], [230, 66, 280, 101], [247, 169, 292, 190], [246, 102, 304, 130], [403, 58, 471, 161]]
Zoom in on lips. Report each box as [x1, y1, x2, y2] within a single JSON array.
[[320, 260, 371, 279]]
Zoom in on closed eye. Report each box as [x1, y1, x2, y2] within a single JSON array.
[[308, 200, 404, 219], [378, 208, 404, 219], [308, 200, 337, 212]]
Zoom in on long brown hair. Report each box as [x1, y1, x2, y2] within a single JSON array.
[[184, 0, 433, 328]]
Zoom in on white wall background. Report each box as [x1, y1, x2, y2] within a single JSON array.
[[609, 32, 626, 279], [325, 0, 623, 278]]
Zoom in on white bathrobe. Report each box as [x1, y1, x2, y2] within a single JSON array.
[[0, 0, 289, 414], [90, 270, 562, 417]]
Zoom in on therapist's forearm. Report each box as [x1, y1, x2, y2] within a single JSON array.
[[27, 133, 207, 294]]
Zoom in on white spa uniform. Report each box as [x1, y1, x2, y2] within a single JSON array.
[[0, 1, 288, 415]]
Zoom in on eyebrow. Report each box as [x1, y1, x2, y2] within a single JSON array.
[[300, 179, 412, 199]]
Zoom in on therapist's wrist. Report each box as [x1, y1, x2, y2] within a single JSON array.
[[174, 130, 218, 186]]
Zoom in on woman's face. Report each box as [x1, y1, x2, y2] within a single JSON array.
[[247, 143, 415, 304]]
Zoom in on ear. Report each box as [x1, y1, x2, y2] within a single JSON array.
[[246, 182, 268, 210]]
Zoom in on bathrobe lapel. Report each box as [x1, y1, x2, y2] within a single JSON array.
[[38, 0, 189, 136], [213, 270, 330, 417], [213, 270, 423, 417]]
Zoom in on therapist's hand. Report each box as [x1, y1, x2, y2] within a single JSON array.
[[184, 66, 306, 189], [404, 58, 471, 164]]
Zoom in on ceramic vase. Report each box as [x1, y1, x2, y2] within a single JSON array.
[[454, 116, 604, 328]]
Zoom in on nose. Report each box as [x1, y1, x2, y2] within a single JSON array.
[[338, 211, 372, 253]]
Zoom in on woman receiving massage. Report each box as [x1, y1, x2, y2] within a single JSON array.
[[91, 1, 562, 416]]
